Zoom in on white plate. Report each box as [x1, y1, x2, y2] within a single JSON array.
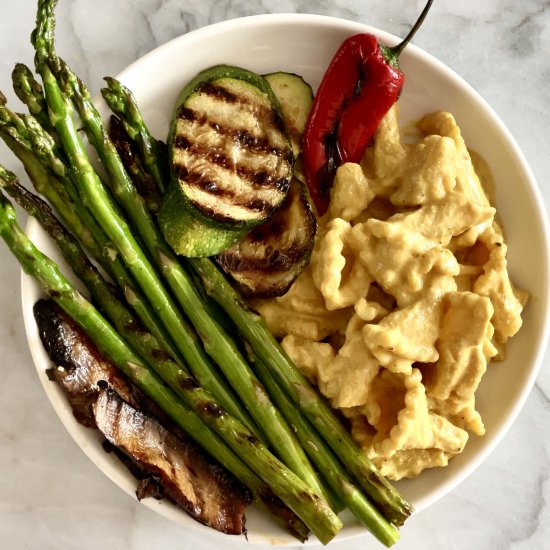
[[20, 13, 550, 546]]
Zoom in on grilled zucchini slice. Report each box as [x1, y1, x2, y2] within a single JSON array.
[[168, 65, 293, 226], [216, 178, 316, 297], [159, 65, 294, 257], [264, 72, 313, 159]]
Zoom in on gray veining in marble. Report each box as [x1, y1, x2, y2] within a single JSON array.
[[1, 1, 549, 549]]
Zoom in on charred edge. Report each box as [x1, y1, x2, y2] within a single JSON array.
[[175, 133, 287, 190], [238, 278, 296, 300], [233, 128, 288, 159], [102, 439, 114, 453], [109, 115, 134, 165], [173, 164, 221, 196], [110, 115, 160, 205], [96, 379, 109, 390], [196, 400, 225, 418], [177, 106, 196, 122], [136, 477, 164, 501], [258, 490, 310, 542], [188, 198, 271, 224], [34, 300, 76, 367], [173, 134, 191, 151], [177, 373, 200, 391], [147, 348, 172, 363], [248, 217, 286, 241], [236, 431, 260, 446], [366, 470, 411, 524], [104, 439, 165, 501], [123, 320, 142, 334], [298, 490, 315, 503], [174, 151, 289, 197], [234, 168, 290, 193], [198, 80, 280, 132]]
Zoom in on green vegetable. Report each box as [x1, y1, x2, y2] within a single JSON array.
[[28, 2, 413, 543], [0, 182, 336, 543], [11, 63, 55, 136], [190, 257, 414, 527], [214, 72, 315, 295], [97, 46, 413, 542], [41, 60, 250, 426], [44, 40, 330, 503], [102, 76, 168, 195], [249, 354, 400, 546], [0, 100, 181, 363], [108, 114, 162, 214], [156, 64, 294, 257], [33, 5, 256, 428], [216, 177, 317, 297], [158, 184, 249, 256], [264, 71, 313, 158]]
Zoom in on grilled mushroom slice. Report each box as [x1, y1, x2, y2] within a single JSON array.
[[34, 299, 251, 534]]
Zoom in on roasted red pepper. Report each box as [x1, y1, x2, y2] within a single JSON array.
[[302, 0, 433, 214]]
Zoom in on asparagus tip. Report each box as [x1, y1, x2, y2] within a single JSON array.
[[12, 62, 27, 74]]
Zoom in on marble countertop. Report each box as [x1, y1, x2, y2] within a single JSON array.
[[1, 1, 549, 549]]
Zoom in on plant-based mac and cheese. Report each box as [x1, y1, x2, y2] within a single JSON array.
[[252, 105, 528, 480]]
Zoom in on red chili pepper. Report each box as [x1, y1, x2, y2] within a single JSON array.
[[302, 0, 433, 215]]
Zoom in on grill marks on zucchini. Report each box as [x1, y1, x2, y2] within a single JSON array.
[[216, 178, 317, 297], [159, 66, 312, 258], [172, 76, 293, 224], [212, 71, 318, 293]]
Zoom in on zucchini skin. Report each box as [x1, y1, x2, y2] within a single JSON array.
[[264, 72, 314, 159], [158, 184, 249, 258]]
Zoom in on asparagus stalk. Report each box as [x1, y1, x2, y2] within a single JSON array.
[[30, 16, 252, 430], [0, 105, 180, 362], [12, 63, 55, 137], [0, 119, 89, 249], [0, 165, 262, 462], [36, 16, 329, 500], [6, 74, 180, 359], [34, 0, 409, 532], [0, 167, 174, 373], [0, 185, 340, 544], [70, 63, 327, 501], [0, 170, 309, 543], [45, 63, 254, 433], [191, 257, 413, 527], [101, 77, 168, 194], [109, 114, 161, 213], [250, 354, 400, 546]]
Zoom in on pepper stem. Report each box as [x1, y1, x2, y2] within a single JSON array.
[[382, 0, 433, 68]]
